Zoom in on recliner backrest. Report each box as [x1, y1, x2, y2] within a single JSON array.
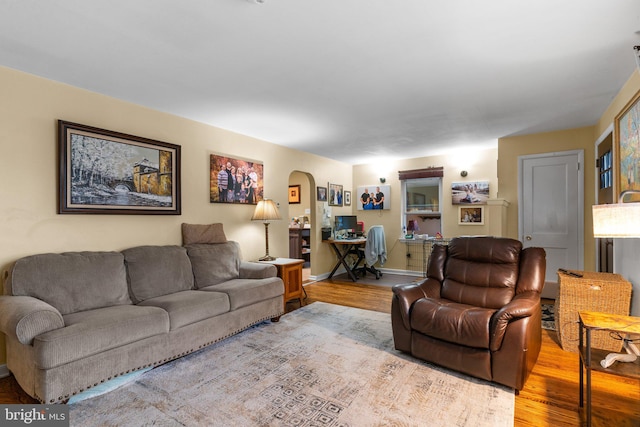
[[439, 237, 522, 309]]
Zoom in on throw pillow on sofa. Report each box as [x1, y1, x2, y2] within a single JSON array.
[[185, 242, 241, 288], [123, 245, 194, 303]]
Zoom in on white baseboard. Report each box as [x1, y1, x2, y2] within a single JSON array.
[[304, 268, 423, 285], [0, 364, 10, 378]]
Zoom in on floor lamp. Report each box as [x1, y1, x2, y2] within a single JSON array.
[[252, 199, 281, 261]]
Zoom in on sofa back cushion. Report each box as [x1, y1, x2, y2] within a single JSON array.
[[441, 237, 521, 309], [9, 252, 131, 315], [185, 242, 241, 288], [123, 245, 194, 303]]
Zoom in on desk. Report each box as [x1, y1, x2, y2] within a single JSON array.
[[325, 238, 366, 282], [578, 311, 640, 426]]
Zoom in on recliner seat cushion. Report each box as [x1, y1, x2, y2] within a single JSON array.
[[411, 298, 496, 349], [138, 290, 230, 330], [34, 305, 169, 369], [200, 277, 283, 310], [9, 252, 131, 315], [123, 246, 194, 303]]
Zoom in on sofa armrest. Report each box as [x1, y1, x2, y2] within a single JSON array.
[[392, 279, 441, 330], [0, 296, 65, 345], [239, 261, 277, 279], [489, 291, 540, 351]]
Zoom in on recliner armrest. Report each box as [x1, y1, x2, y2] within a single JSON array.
[[0, 296, 65, 345], [239, 261, 277, 279], [489, 291, 540, 351], [392, 279, 441, 330]]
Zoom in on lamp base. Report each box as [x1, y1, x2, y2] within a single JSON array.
[[259, 255, 276, 261]]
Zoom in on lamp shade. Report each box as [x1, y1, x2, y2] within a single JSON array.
[[251, 199, 281, 222], [592, 203, 640, 238]]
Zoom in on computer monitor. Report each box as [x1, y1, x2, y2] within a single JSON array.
[[335, 215, 357, 232]]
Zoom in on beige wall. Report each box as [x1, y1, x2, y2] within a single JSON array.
[[497, 126, 597, 270], [352, 147, 499, 271], [0, 66, 351, 363], [596, 71, 640, 316]]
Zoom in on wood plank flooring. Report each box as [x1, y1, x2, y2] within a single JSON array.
[[1, 275, 638, 427]]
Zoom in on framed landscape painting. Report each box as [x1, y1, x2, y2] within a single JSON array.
[[58, 121, 181, 214], [210, 154, 263, 204], [615, 89, 640, 201]]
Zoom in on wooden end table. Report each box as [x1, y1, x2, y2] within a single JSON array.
[[578, 311, 640, 426], [260, 258, 305, 309]]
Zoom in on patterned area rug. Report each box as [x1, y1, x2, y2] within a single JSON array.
[[69, 302, 514, 426], [541, 303, 555, 331]]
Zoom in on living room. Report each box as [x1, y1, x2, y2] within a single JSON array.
[[1, 2, 639, 426]]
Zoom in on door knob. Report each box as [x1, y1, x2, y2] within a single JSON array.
[[525, 235, 532, 241]]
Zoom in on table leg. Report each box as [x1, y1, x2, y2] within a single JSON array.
[[327, 243, 359, 282], [586, 328, 592, 427], [579, 320, 584, 408]]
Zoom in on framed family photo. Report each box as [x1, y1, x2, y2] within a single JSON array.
[[451, 181, 489, 205], [328, 182, 343, 206], [458, 206, 484, 225], [356, 184, 390, 210], [58, 120, 181, 215], [210, 154, 263, 204]]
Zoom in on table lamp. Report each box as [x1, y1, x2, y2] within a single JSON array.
[[592, 190, 640, 238], [252, 199, 281, 261]]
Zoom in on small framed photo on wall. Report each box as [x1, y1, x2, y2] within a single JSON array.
[[344, 191, 351, 206], [288, 185, 301, 204], [317, 186, 327, 201], [458, 206, 484, 225]]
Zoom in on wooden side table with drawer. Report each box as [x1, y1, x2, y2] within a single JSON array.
[[260, 258, 305, 309]]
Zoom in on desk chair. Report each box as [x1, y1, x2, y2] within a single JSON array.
[[354, 225, 386, 279]]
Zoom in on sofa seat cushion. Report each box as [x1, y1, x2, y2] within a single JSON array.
[[34, 305, 169, 370], [200, 277, 283, 310], [9, 252, 131, 315], [123, 246, 194, 303], [138, 290, 230, 330], [411, 298, 496, 349]]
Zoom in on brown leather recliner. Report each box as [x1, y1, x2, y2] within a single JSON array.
[[391, 236, 546, 391]]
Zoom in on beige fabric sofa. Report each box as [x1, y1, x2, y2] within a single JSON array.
[[0, 242, 284, 403]]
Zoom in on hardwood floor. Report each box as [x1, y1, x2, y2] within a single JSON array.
[[297, 278, 639, 427], [1, 276, 638, 427]]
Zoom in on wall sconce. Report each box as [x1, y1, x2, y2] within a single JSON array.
[[460, 171, 468, 177], [379, 177, 386, 183], [592, 190, 640, 238]]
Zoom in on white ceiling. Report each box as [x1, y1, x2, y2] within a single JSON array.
[[1, 1, 639, 164]]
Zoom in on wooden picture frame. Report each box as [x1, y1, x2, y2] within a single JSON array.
[[58, 120, 181, 214], [328, 182, 343, 206], [210, 154, 263, 204], [344, 190, 351, 206], [317, 186, 327, 201], [458, 206, 484, 225], [288, 185, 301, 204], [615, 89, 640, 200]]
